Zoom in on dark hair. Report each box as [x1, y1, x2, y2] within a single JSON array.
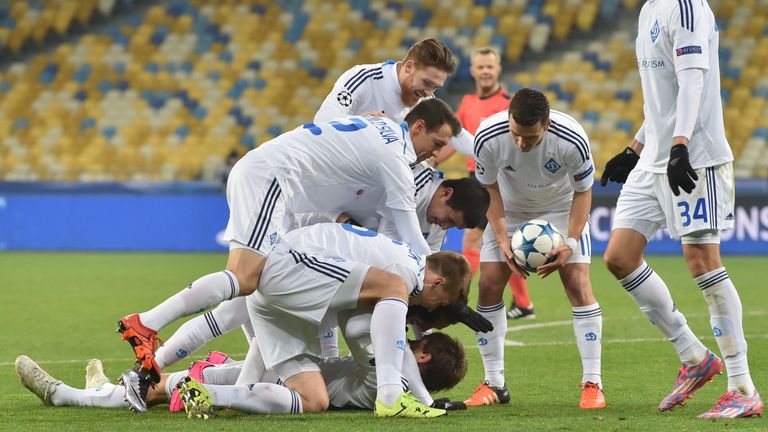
[[441, 177, 490, 229], [404, 38, 457, 74], [508, 87, 550, 127], [417, 333, 467, 392], [404, 98, 462, 136]]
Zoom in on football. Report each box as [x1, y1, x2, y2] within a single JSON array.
[[510, 219, 564, 272]]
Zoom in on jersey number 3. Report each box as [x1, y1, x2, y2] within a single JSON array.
[[303, 118, 368, 135]]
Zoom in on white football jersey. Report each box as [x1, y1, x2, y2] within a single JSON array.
[[315, 60, 475, 157], [635, 0, 732, 171], [239, 115, 416, 214], [281, 223, 425, 296], [315, 61, 410, 123], [378, 162, 447, 253], [474, 110, 594, 213], [290, 162, 447, 253]]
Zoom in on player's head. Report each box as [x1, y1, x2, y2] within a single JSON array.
[[399, 38, 457, 106], [427, 177, 490, 230], [507, 87, 551, 152], [416, 251, 471, 310], [469, 46, 502, 93], [410, 333, 467, 392], [405, 98, 461, 162]]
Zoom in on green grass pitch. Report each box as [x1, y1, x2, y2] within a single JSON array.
[[1, 253, 764, 431]]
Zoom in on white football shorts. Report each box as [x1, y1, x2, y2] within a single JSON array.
[[223, 157, 289, 256], [246, 242, 369, 369], [480, 209, 591, 265], [613, 163, 734, 241]]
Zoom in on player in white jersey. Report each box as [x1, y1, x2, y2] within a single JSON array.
[[315, 38, 475, 158], [600, 0, 761, 419], [115, 99, 462, 385], [15, 330, 467, 415], [137, 162, 489, 373], [232, 223, 469, 418], [466, 88, 606, 409]]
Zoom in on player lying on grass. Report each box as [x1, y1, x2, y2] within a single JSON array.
[[116, 99, 462, 384], [16, 318, 468, 414]]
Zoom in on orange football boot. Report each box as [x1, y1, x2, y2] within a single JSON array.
[[117, 314, 163, 383], [579, 382, 606, 409]]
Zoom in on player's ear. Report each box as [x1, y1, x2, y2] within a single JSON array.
[[441, 186, 454, 200], [403, 59, 415, 74], [417, 351, 432, 364]]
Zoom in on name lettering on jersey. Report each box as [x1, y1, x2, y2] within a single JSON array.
[[650, 19, 660, 43], [544, 158, 561, 173], [676, 45, 702, 56], [574, 165, 594, 181], [637, 59, 665, 69], [367, 116, 400, 144], [336, 90, 352, 106]]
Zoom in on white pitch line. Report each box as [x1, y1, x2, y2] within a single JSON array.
[[495, 333, 768, 348], [0, 353, 249, 368]]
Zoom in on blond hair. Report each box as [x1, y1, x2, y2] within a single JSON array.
[[425, 251, 471, 302]]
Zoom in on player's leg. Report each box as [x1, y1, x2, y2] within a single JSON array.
[[559, 263, 604, 409], [606, 169, 719, 411], [465, 224, 511, 406], [154, 297, 250, 370], [118, 166, 284, 381]]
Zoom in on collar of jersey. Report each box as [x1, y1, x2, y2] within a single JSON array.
[[386, 61, 401, 97]]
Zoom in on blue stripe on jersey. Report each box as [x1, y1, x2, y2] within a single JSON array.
[[289, 250, 350, 283], [548, 121, 590, 163], [473, 120, 509, 157], [344, 67, 375, 88], [347, 68, 384, 94], [247, 178, 281, 249]]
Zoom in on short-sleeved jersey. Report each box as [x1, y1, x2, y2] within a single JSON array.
[[240, 115, 417, 214], [635, 0, 732, 171], [281, 223, 425, 296], [315, 61, 410, 123], [456, 88, 511, 172], [474, 110, 594, 213]]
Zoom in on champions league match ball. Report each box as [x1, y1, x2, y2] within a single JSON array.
[[510, 219, 564, 272]]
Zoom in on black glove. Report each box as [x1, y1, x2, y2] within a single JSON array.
[[600, 146, 639, 186], [667, 144, 698, 196], [431, 398, 467, 410], [445, 302, 493, 333]]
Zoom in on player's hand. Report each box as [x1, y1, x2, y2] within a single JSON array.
[[431, 398, 467, 410], [666, 144, 698, 196], [536, 245, 573, 278], [600, 147, 639, 186], [500, 238, 529, 279], [448, 302, 493, 333]]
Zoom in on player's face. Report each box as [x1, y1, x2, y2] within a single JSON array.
[[410, 120, 453, 162], [469, 53, 501, 91], [401, 62, 448, 106], [426, 188, 465, 229], [508, 115, 550, 152]]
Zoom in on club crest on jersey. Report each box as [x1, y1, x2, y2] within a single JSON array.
[[269, 232, 278, 245], [337, 90, 352, 107], [544, 158, 561, 173], [650, 19, 660, 43]]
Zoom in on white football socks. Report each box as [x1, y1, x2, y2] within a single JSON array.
[[695, 267, 755, 395], [50, 382, 128, 408], [572, 303, 603, 387], [154, 296, 249, 369], [139, 270, 239, 331], [620, 261, 707, 365], [205, 383, 302, 414], [476, 302, 507, 387], [370, 297, 408, 405]]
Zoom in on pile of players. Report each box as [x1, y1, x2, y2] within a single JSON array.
[[17, 0, 763, 420]]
